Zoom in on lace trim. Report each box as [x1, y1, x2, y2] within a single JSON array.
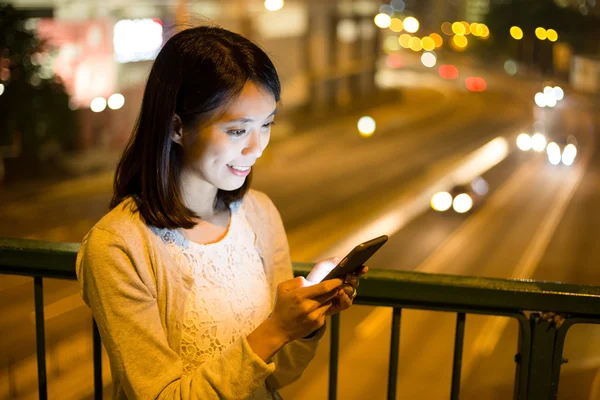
[[154, 204, 272, 376]]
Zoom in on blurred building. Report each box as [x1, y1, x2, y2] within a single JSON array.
[[8, 0, 383, 151]]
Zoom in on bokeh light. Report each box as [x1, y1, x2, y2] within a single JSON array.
[[452, 22, 466, 35], [386, 54, 403, 69], [510, 26, 523, 40], [535, 27, 547, 40], [421, 52, 437, 68], [504, 60, 518, 76], [429, 33, 443, 47], [517, 133, 532, 151], [398, 34, 411, 48], [357, 116, 376, 137], [403, 17, 419, 33], [465, 77, 486, 92], [0, 83, 4, 96], [390, 18, 404, 32], [384, 36, 401, 52], [374, 13, 392, 29], [453, 34, 468, 48], [470, 22, 479, 36], [554, 86, 564, 100], [461, 21, 471, 35], [264, 0, 284, 11], [547, 142, 561, 165], [108, 94, 125, 110], [479, 24, 490, 38], [546, 29, 558, 42], [421, 36, 436, 51], [90, 97, 107, 113], [409, 37, 423, 51], [441, 22, 453, 35], [534, 92, 547, 107], [431, 192, 453, 212], [532, 133, 547, 152], [453, 193, 473, 213], [439, 64, 459, 79]]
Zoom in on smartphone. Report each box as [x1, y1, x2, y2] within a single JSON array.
[[319, 235, 388, 282]]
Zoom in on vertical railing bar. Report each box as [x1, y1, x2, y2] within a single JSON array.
[[34, 277, 48, 400], [93, 319, 103, 400], [387, 307, 402, 400], [450, 312, 466, 400], [329, 313, 340, 400]]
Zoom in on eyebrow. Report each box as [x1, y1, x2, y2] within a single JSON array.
[[224, 109, 277, 124]]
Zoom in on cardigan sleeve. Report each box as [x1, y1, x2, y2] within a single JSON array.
[[76, 226, 275, 400], [255, 193, 324, 390]]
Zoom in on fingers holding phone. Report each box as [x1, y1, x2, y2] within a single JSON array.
[[269, 276, 343, 341]]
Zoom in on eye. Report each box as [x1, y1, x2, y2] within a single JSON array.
[[262, 121, 275, 129], [227, 129, 247, 137]]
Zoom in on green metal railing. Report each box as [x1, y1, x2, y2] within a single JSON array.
[[2, 238, 600, 399]]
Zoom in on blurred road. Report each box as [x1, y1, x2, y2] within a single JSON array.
[[3, 68, 600, 399]]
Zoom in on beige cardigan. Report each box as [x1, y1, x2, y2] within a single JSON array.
[[76, 190, 324, 399]]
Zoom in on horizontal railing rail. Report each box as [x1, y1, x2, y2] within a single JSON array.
[[2, 238, 600, 399]]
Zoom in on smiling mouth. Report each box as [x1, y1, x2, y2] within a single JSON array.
[[227, 164, 251, 172]]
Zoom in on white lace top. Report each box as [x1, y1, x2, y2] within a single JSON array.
[[153, 204, 273, 376]]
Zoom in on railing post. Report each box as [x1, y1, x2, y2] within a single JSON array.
[[525, 312, 562, 399], [93, 319, 103, 400], [450, 313, 466, 400], [387, 307, 402, 400], [34, 277, 47, 400], [329, 313, 340, 400]]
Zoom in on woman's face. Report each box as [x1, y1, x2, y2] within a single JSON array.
[[177, 81, 276, 192]]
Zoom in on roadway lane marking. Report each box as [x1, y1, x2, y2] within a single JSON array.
[[354, 158, 538, 341], [469, 147, 590, 361]]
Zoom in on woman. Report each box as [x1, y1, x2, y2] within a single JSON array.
[[76, 26, 366, 399]]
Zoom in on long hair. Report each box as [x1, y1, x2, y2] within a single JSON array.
[[110, 26, 280, 229]]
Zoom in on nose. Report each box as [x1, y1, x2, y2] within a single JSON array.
[[242, 128, 263, 158]]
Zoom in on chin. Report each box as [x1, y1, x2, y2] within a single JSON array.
[[219, 178, 246, 192]]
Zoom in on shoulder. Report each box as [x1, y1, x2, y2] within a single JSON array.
[[242, 189, 279, 219], [81, 197, 151, 251]]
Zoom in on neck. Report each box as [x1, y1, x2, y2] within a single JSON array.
[[179, 170, 219, 220]]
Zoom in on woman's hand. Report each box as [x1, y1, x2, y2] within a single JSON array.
[[268, 276, 343, 343], [306, 257, 369, 316]]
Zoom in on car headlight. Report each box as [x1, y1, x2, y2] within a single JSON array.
[[452, 193, 473, 213], [431, 192, 453, 212]]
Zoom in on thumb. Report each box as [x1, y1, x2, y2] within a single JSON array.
[[306, 257, 341, 283]]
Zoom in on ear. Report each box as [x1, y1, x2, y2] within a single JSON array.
[[171, 114, 184, 145]]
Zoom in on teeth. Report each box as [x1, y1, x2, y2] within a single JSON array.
[[228, 165, 250, 171]]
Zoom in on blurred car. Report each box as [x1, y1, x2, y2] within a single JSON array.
[[430, 177, 489, 214], [546, 135, 578, 166]]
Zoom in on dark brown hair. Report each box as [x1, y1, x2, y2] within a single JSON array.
[[110, 26, 280, 229]]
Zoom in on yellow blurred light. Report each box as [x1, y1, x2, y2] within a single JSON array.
[[535, 27, 547, 40], [403, 17, 419, 33], [461, 21, 471, 35], [374, 13, 392, 29], [0, 83, 4, 96], [431, 192, 453, 212], [421, 36, 436, 51], [398, 34, 411, 48], [510, 26, 523, 40], [453, 34, 468, 48], [470, 22, 479, 36], [441, 22, 453, 35], [430, 33, 443, 47], [408, 37, 423, 51], [264, 0, 284, 11], [475, 24, 485, 37], [452, 22, 466, 35], [546, 29, 558, 42], [357, 116, 376, 136], [479, 24, 490, 37], [390, 18, 404, 32]]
